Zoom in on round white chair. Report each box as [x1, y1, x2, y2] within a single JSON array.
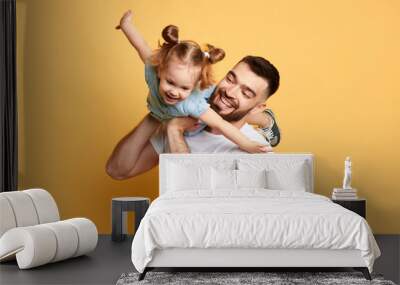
[[0, 189, 98, 269]]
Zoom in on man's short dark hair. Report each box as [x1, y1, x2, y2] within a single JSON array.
[[240, 56, 280, 98]]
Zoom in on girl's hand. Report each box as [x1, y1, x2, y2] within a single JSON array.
[[116, 10, 133, 30], [242, 141, 272, 153]]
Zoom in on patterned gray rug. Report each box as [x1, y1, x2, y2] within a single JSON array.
[[116, 271, 396, 285]]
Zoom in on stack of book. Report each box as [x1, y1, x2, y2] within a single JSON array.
[[332, 188, 358, 200]]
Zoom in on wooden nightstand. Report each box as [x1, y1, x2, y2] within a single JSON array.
[[332, 198, 366, 218]]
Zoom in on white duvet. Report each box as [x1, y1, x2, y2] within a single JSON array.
[[131, 190, 380, 273]]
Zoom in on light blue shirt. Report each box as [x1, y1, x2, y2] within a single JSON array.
[[145, 63, 215, 122]]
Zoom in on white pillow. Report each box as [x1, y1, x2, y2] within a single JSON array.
[[265, 164, 307, 191], [211, 169, 268, 190], [212, 168, 237, 190], [167, 163, 212, 191], [237, 159, 309, 192], [236, 169, 267, 189]]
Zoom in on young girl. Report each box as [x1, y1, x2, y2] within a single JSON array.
[[116, 10, 270, 153]]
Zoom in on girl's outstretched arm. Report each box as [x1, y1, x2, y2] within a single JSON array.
[[116, 10, 152, 63], [199, 108, 271, 153]]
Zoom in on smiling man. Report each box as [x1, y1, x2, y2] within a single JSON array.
[[106, 56, 280, 180]]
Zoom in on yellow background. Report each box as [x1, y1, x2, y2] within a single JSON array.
[[16, 0, 400, 234]]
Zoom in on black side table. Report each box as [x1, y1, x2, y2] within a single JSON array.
[[112, 197, 150, 242], [332, 198, 366, 218]]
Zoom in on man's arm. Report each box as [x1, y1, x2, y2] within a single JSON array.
[[166, 117, 199, 153], [116, 10, 152, 63], [124, 141, 159, 178], [106, 113, 160, 179]]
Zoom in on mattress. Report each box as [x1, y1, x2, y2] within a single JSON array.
[[131, 189, 380, 273]]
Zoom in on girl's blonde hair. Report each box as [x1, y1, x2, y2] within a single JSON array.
[[150, 25, 225, 90]]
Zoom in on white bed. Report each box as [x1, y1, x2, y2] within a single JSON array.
[[131, 153, 380, 280]]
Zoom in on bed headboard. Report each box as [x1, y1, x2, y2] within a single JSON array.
[[159, 153, 314, 195]]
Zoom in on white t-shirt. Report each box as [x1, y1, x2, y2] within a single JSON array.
[[150, 123, 269, 154]]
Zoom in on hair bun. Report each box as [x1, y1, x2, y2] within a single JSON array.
[[206, 44, 225, 64], [162, 25, 179, 45]]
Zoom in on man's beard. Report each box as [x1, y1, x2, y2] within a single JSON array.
[[209, 90, 250, 122]]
